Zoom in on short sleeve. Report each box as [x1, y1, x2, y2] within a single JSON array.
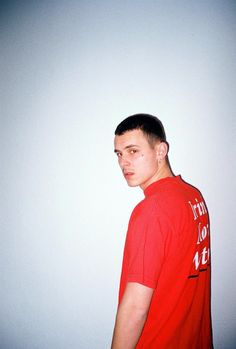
[[126, 199, 165, 289]]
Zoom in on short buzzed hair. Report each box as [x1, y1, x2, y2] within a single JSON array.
[[115, 113, 167, 146]]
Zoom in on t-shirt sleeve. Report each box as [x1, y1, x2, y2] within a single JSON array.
[[126, 199, 165, 289]]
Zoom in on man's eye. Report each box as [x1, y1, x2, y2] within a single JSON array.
[[130, 149, 137, 154], [116, 152, 122, 157]]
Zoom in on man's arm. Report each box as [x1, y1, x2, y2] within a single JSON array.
[[111, 282, 154, 349]]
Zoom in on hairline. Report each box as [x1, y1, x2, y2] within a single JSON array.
[[115, 127, 163, 148]]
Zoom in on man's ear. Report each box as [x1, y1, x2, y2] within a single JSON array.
[[156, 142, 169, 161]]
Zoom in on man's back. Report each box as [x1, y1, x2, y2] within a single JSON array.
[[119, 176, 213, 348]]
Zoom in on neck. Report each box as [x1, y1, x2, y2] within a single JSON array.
[[154, 163, 174, 184], [157, 164, 174, 180], [140, 162, 174, 191]]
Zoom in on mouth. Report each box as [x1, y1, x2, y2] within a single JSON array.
[[123, 171, 134, 179]]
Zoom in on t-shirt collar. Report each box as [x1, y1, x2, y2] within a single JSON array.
[[144, 175, 181, 197]]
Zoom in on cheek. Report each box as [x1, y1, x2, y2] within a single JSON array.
[[133, 153, 144, 163], [133, 154, 148, 169], [140, 154, 157, 169], [133, 151, 154, 167]]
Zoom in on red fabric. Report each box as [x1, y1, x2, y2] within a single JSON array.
[[118, 176, 213, 349]]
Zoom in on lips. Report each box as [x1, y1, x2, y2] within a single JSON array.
[[123, 170, 134, 178]]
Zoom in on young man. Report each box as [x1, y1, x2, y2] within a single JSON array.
[[111, 114, 213, 349]]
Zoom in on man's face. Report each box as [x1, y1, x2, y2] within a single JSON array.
[[114, 129, 160, 190]]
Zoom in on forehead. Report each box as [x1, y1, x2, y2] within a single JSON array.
[[114, 129, 149, 149]]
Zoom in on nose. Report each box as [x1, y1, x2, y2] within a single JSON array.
[[118, 155, 130, 168]]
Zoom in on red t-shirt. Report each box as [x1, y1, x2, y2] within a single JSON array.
[[118, 176, 213, 348]]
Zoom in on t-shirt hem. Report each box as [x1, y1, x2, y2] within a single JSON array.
[[127, 275, 157, 289]]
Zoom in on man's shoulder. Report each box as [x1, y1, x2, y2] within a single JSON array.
[[130, 177, 206, 220], [130, 196, 156, 220], [158, 176, 204, 201], [134, 193, 159, 210]]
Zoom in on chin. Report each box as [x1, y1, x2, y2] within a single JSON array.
[[126, 181, 140, 188]]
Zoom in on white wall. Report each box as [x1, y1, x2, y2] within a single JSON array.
[[1, 1, 235, 348]]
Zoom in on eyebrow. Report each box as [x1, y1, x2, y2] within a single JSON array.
[[114, 144, 140, 153]]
